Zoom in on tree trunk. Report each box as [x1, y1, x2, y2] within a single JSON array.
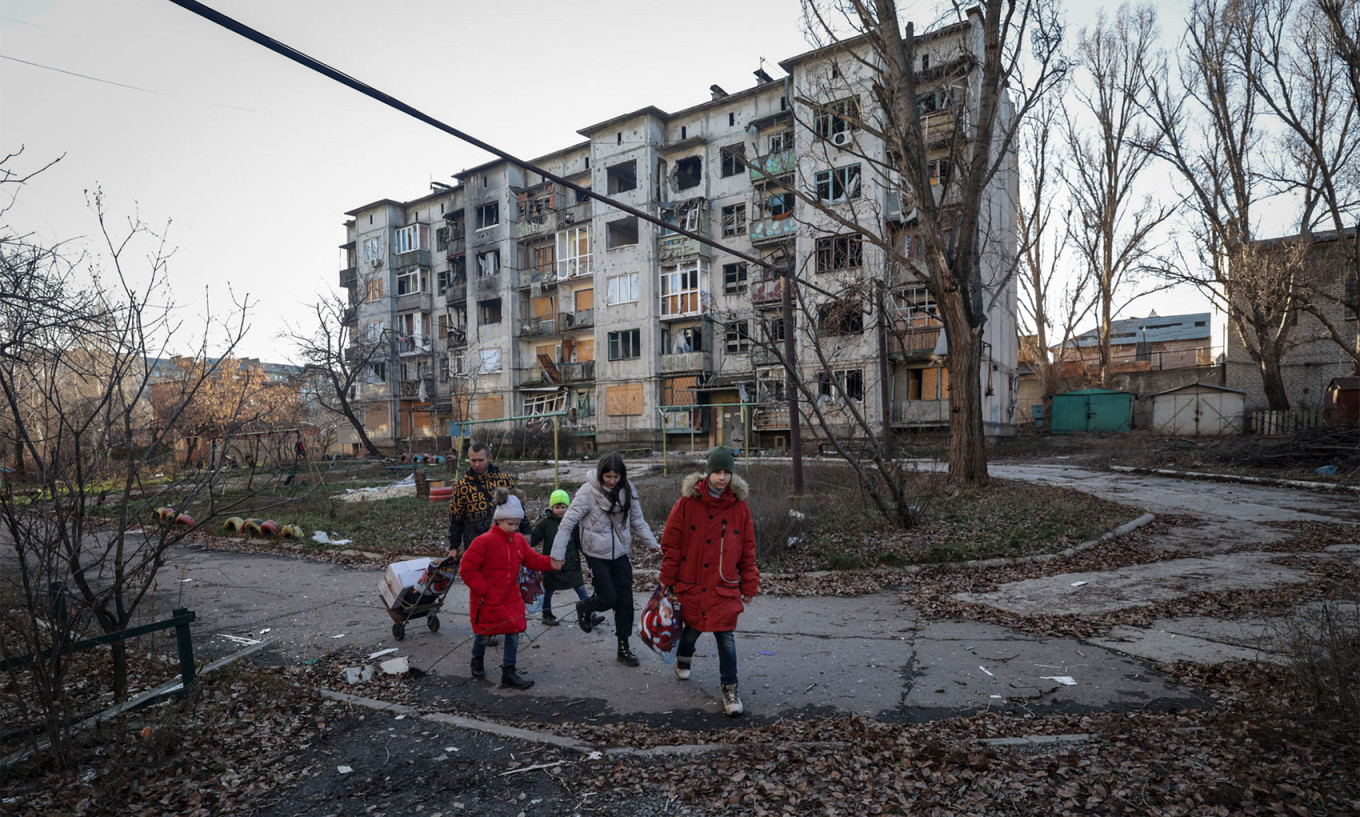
[[1259, 358, 1291, 410], [944, 320, 988, 486]]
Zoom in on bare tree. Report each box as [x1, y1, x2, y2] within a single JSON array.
[[1, 168, 263, 764], [285, 283, 386, 457], [1141, 0, 1305, 409], [1017, 95, 1093, 408], [789, 0, 1067, 486], [1248, 0, 1360, 372], [1063, 2, 1176, 385]]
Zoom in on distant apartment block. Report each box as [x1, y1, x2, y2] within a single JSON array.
[[337, 8, 1019, 455]]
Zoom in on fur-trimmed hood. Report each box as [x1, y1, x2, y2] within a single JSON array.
[[680, 471, 750, 502]]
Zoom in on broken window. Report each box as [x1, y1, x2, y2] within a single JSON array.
[[674, 156, 702, 190], [720, 144, 747, 177], [606, 161, 638, 194], [761, 314, 787, 343], [814, 165, 862, 203], [898, 286, 942, 327], [449, 255, 467, 283], [606, 216, 639, 249], [818, 300, 865, 335], [527, 238, 555, 275], [815, 234, 863, 272], [662, 325, 704, 354], [814, 97, 860, 140], [476, 249, 500, 277], [476, 202, 499, 230], [725, 320, 750, 353], [476, 348, 502, 374], [435, 226, 450, 252], [769, 129, 794, 153], [929, 158, 953, 187], [607, 329, 641, 361], [722, 262, 748, 294], [721, 203, 747, 237], [817, 369, 864, 401], [575, 186, 591, 204], [517, 187, 554, 222], [396, 269, 427, 295], [478, 298, 502, 325]]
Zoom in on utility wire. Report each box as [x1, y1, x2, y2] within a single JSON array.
[[163, 0, 779, 275]]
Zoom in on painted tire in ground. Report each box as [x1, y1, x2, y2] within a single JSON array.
[[260, 520, 280, 537], [223, 517, 245, 533]]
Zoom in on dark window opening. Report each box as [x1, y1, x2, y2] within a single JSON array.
[[608, 329, 641, 360], [720, 144, 746, 177], [725, 321, 750, 353], [815, 234, 864, 272], [817, 369, 864, 401], [478, 298, 502, 324], [607, 216, 640, 248], [674, 156, 702, 190], [721, 203, 747, 237], [575, 186, 591, 204], [819, 300, 864, 335], [607, 160, 637, 194], [723, 262, 748, 294]]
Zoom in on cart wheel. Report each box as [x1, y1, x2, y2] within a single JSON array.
[[392, 622, 406, 641], [427, 614, 440, 633]]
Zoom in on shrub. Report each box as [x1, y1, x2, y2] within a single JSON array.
[[1275, 595, 1360, 745]]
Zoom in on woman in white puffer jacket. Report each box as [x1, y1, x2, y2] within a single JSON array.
[[551, 452, 659, 666]]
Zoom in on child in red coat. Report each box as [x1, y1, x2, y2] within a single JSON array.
[[459, 488, 561, 689]]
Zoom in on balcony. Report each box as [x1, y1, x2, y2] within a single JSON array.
[[556, 201, 591, 231], [751, 403, 790, 430], [558, 360, 594, 382], [395, 289, 434, 313], [892, 399, 948, 426], [749, 150, 795, 183], [750, 277, 785, 305], [558, 309, 593, 330], [396, 334, 433, 356], [341, 306, 357, 326], [750, 214, 796, 244], [658, 200, 711, 262], [660, 350, 711, 374], [399, 377, 435, 400], [750, 347, 783, 366], [339, 266, 357, 288], [395, 248, 431, 270], [921, 109, 959, 145], [892, 326, 942, 360], [446, 326, 468, 348]]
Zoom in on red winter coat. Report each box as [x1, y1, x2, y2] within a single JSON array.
[[460, 524, 554, 636], [659, 473, 759, 633]]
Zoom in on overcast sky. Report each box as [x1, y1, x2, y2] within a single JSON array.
[[2, 0, 1210, 363]]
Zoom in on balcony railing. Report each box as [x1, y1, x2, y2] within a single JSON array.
[[339, 266, 357, 288], [750, 277, 785, 305], [341, 306, 357, 326], [891, 399, 949, 425], [446, 326, 468, 348], [558, 360, 595, 382], [399, 377, 435, 399], [395, 248, 431, 270], [751, 403, 790, 430], [660, 350, 711, 374], [750, 214, 796, 243], [559, 309, 593, 330], [892, 326, 942, 359], [749, 149, 795, 183], [396, 334, 433, 355]]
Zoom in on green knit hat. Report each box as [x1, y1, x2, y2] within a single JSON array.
[[705, 446, 736, 476], [549, 489, 570, 507]]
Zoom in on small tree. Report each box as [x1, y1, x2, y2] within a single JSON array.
[[1, 166, 264, 765]]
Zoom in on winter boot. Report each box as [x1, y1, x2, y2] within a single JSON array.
[[617, 639, 640, 666], [500, 667, 534, 690], [542, 611, 559, 626], [470, 655, 485, 679], [721, 683, 744, 716], [674, 655, 692, 681], [590, 612, 607, 627], [576, 600, 594, 633]]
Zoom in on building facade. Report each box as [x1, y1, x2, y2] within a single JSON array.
[[337, 11, 1019, 455]]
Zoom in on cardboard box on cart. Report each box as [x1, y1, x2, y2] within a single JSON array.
[[380, 557, 434, 609]]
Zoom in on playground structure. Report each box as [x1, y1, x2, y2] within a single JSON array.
[[206, 428, 322, 491]]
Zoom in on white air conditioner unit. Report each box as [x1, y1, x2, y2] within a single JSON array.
[[831, 130, 855, 148]]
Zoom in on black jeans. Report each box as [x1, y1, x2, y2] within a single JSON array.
[[583, 554, 634, 638]]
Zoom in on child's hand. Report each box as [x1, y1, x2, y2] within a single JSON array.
[[550, 559, 564, 571]]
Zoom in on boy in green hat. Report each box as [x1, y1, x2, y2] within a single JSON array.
[[530, 488, 601, 626]]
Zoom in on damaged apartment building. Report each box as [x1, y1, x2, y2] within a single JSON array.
[[336, 8, 1018, 455]]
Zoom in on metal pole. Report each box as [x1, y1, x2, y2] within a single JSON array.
[[661, 408, 669, 475], [877, 284, 892, 459], [173, 608, 197, 688], [743, 403, 750, 469], [783, 266, 803, 495]]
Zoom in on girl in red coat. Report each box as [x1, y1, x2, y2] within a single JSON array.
[[659, 446, 760, 716], [460, 488, 561, 689]]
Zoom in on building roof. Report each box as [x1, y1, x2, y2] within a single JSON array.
[[1148, 383, 1247, 398], [1069, 312, 1211, 348]]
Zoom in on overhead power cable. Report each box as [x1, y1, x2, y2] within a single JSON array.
[[164, 0, 778, 275]]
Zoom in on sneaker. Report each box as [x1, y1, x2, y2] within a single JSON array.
[[500, 667, 534, 690], [720, 683, 744, 716], [674, 656, 691, 681], [542, 611, 559, 626], [576, 600, 594, 633], [470, 655, 485, 679]]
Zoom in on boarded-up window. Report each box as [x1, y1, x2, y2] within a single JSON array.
[[536, 343, 558, 362], [606, 383, 644, 416], [532, 295, 555, 318], [478, 394, 504, 419], [451, 394, 471, 421], [575, 288, 594, 311], [662, 375, 698, 407], [365, 405, 389, 433], [910, 367, 952, 401], [577, 338, 596, 362]]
